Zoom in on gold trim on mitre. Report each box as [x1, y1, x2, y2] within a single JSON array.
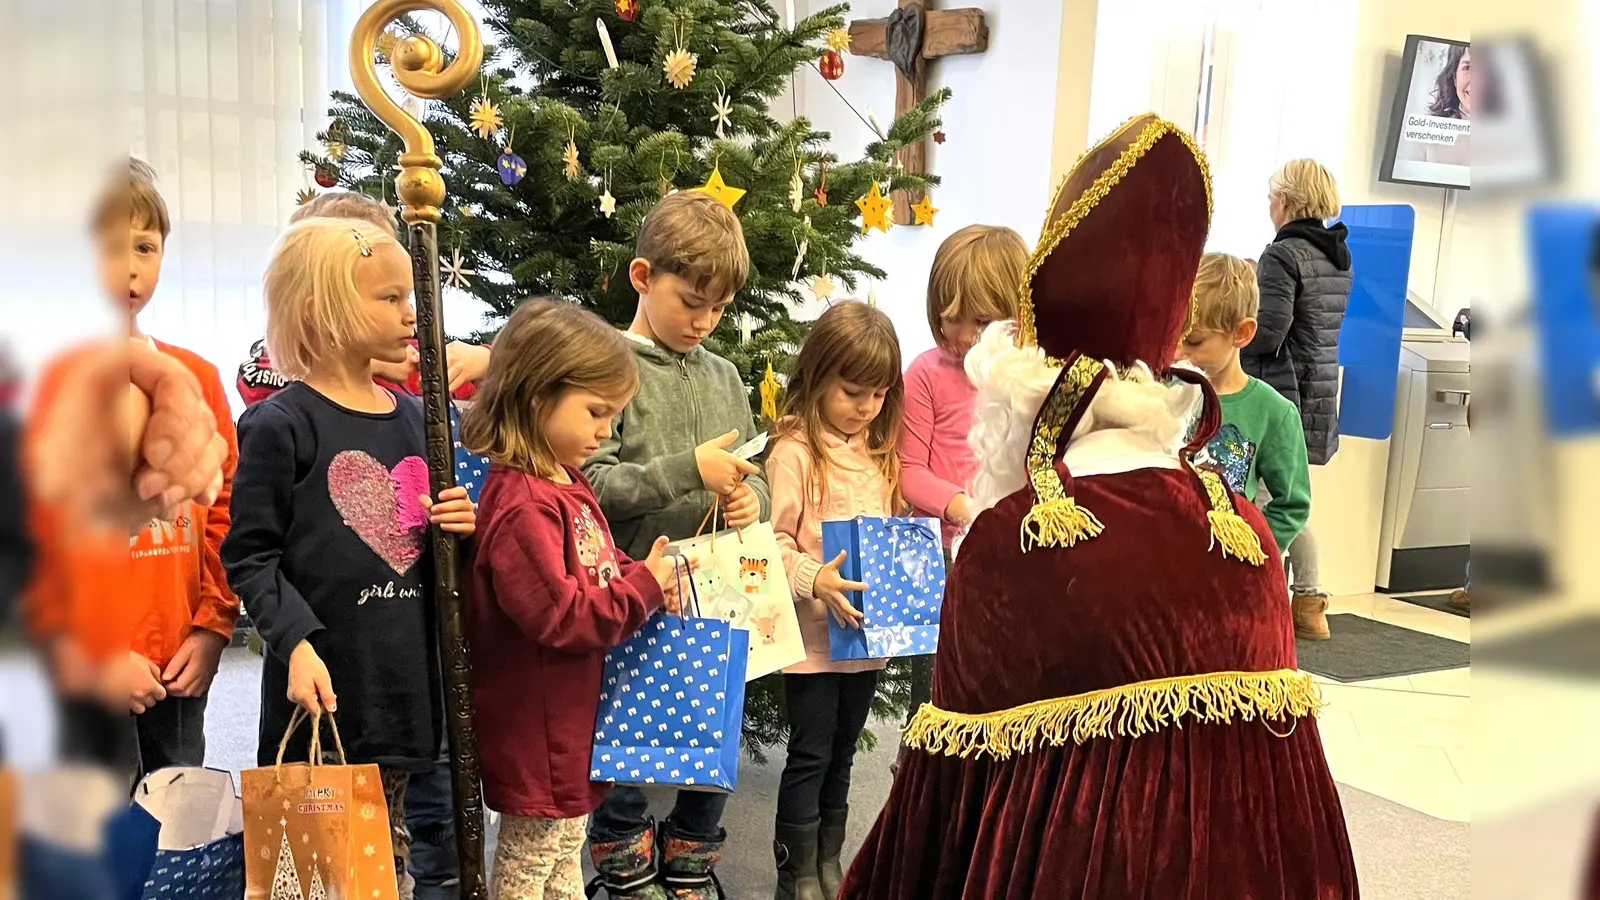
[[1017, 114, 1214, 351], [1022, 355, 1105, 551], [902, 669, 1322, 760]]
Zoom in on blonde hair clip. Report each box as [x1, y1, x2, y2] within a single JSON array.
[[351, 228, 373, 257]]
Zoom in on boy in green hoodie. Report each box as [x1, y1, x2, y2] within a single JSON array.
[[1176, 252, 1314, 632], [583, 191, 768, 899]]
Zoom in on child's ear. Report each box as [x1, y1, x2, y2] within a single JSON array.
[[628, 258, 653, 295], [1234, 317, 1258, 348]]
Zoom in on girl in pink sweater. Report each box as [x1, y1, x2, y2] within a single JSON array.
[[896, 224, 1029, 751], [767, 301, 905, 900]]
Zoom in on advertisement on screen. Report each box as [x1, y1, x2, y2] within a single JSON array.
[[1380, 35, 1471, 190]]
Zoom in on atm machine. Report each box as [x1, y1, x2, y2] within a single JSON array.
[[1374, 295, 1471, 592]]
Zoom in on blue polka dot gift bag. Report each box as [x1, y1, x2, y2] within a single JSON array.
[[132, 767, 245, 900], [590, 558, 750, 792], [822, 516, 946, 661], [449, 401, 491, 505]]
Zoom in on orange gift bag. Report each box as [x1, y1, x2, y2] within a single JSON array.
[[242, 710, 399, 900]]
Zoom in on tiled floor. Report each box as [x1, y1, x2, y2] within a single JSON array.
[[1309, 592, 1470, 823]]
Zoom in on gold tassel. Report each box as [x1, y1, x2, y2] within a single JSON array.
[[1020, 498, 1104, 551], [902, 669, 1323, 760], [1206, 509, 1267, 566]]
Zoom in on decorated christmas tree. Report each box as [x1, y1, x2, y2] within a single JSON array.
[[270, 829, 304, 900], [309, 0, 944, 758]]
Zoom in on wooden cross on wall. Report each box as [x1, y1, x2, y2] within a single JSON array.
[[848, 0, 989, 225]]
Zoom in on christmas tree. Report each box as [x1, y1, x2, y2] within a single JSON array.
[[270, 828, 305, 900], [309, 0, 944, 759]]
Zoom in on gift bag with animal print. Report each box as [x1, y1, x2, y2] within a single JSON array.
[[670, 521, 806, 681], [241, 711, 399, 900]]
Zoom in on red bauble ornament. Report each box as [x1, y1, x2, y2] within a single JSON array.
[[819, 49, 845, 80], [314, 163, 339, 188], [614, 0, 639, 22]]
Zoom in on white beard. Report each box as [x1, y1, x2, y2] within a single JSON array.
[[957, 321, 1204, 554]]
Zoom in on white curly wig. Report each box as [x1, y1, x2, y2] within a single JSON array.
[[962, 321, 1204, 527]]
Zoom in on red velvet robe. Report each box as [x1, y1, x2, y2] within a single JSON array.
[[842, 466, 1359, 899]]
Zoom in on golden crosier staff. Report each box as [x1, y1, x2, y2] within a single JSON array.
[[349, 3, 488, 897]]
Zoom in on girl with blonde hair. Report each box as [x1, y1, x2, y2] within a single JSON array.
[[221, 216, 478, 896]]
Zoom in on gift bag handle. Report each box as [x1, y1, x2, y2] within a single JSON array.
[[694, 496, 746, 552], [673, 553, 703, 620], [870, 518, 941, 549], [275, 707, 349, 778]]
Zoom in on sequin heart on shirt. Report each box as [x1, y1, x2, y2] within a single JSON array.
[[327, 451, 429, 575]]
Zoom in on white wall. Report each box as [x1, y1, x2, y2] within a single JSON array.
[[790, 0, 1064, 361]]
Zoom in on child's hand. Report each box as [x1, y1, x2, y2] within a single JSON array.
[[446, 341, 492, 392], [371, 345, 418, 384], [722, 482, 760, 529], [944, 492, 974, 527], [162, 629, 228, 698], [128, 651, 167, 714], [287, 640, 337, 714], [421, 487, 476, 536], [696, 431, 761, 497], [642, 536, 684, 614], [814, 551, 867, 629]]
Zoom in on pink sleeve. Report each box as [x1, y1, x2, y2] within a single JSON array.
[[898, 358, 963, 519], [767, 441, 823, 601]]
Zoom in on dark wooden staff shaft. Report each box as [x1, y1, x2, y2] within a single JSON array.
[[408, 221, 488, 899]]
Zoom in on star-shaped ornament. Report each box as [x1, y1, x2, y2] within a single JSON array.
[[933, 130, 947, 145], [295, 187, 318, 206], [690, 165, 745, 209], [855, 182, 893, 233], [809, 273, 836, 303], [826, 28, 851, 51], [563, 141, 581, 180], [788, 169, 804, 212], [759, 362, 781, 422], [911, 194, 939, 226], [664, 49, 698, 89], [711, 92, 733, 139], [443, 248, 476, 289], [599, 190, 617, 217], [469, 96, 502, 140]]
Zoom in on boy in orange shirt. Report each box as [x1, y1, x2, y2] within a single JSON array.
[[28, 159, 239, 774]]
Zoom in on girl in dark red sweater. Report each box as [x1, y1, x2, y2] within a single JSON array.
[[460, 300, 681, 899]]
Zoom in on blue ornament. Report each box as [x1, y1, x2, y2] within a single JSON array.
[[496, 149, 527, 185]]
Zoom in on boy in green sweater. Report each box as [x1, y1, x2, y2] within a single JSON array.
[[582, 191, 769, 899], [1177, 252, 1312, 598]]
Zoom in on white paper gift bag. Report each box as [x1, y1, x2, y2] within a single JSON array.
[[670, 520, 806, 681]]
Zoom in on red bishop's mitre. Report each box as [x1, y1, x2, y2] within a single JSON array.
[[1013, 113, 1266, 566], [1018, 113, 1210, 364]]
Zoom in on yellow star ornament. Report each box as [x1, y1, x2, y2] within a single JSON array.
[[691, 165, 746, 210], [911, 194, 939, 226], [856, 182, 893, 233], [759, 362, 781, 423]]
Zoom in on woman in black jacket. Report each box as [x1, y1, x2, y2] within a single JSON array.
[[1243, 159, 1352, 641]]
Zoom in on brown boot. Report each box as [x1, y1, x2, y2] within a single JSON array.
[[1292, 592, 1331, 640], [1447, 589, 1470, 611]]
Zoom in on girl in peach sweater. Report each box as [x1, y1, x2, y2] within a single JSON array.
[[766, 301, 904, 900]]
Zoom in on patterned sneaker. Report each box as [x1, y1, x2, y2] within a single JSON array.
[[662, 828, 725, 900], [587, 820, 668, 900]]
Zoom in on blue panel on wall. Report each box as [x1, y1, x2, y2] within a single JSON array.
[[1529, 205, 1600, 437], [1334, 204, 1413, 440]]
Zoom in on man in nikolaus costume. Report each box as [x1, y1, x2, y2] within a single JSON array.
[[840, 114, 1359, 898]]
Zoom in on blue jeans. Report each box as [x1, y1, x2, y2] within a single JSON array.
[[588, 786, 729, 843], [407, 755, 459, 900]]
